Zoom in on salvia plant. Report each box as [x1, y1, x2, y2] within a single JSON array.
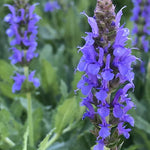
[[2, 0, 150, 149], [131, 0, 150, 73], [77, 0, 137, 149], [4, 0, 40, 147]]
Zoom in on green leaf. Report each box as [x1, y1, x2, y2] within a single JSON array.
[[41, 59, 59, 94], [129, 93, 146, 117], [0, 109, 10, 139], [124, 145, 139, 150], [68, 131, 95, 150], [0, 60, 16, 98], [40, 45, 53, 63], [38, 129, 55, 150], [33, 108, 43, 143], [22, 127, 29, 150], [0, 81, 16, 99], [133, 129, 150, 150], [54, 96, 83, 134], [135, 116, 150, 134], [60, 80, 68, 98], [47, 142, 66, 150], [63, 7, 81, 49], [10, 100, 24, 119], [39, 25, 59, 40], [0, 59, 14, 81]]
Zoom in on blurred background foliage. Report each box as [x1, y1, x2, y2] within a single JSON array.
[[0, 0, 150, 150]]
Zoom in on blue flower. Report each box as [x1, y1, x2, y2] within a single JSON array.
[[9, 47, 24, 64], [28, 71, 40, 88], [99, 124, 110, 139], [93, 140, 104, 150], [113, 105, 123, 118], [101, 54, 114, 81], [44, 1, 60, 12], [141, 36, 149, 53], [12, 73, 26, 93], [98, 104, 110, 118], [118, 123, 131, 139], [81, 12, 99, 36], [96, 89, 107, 103]]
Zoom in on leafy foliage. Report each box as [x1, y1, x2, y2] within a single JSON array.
[[0, 0, 150, 150]]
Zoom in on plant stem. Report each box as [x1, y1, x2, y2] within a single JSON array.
[[4, 137, 15, 147], [106, 93, 111, 124], [45, 133, 60, 149], [106, 93, 111, 150], [24, 66, 34, 147], [27, 92, 34, 147]]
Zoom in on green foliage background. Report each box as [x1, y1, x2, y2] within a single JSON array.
[[0, 0, 150, 150]]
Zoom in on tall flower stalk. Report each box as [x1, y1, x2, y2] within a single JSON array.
[[131, 0, 150, 73], [4, 0, 40, 147], [77, 0, 137, 149]]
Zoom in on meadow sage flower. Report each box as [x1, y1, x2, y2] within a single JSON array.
[[4, 2, 40, 93], [77, 0, 137, 149]]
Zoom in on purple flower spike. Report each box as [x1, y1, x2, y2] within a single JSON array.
[[5, 2, 40, 92], [131, 0, 150, 72], [77, 1, 136, 148], [4, 3, 40, 62]]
